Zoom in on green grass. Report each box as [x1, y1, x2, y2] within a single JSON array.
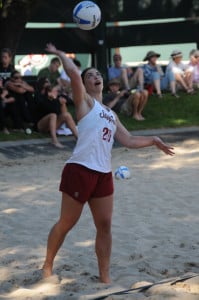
[[118, 91, 199, 130], [0, 91, 199, 142], [0, 131, 49, 142]]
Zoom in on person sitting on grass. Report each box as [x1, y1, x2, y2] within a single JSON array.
[[6, 71, 35, 126], [0, 78, 16, 134], [0, 48, 15, 83], [108, 53, 145, 92], [35, 85, 77, 148], [142, 51, 178, 98], [38, 57, 61, 87], [188, 49, 199, 89], [103, 79, 148, 121], [35, 77, 51, 103], [166, 50, 194, 94]]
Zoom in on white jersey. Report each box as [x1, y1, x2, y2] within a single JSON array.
[[67, 100, 117, 173]]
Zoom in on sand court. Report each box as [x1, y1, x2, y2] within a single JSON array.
[[0, 136, 199, 299]]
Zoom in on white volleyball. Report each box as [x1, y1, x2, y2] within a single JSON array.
[[114, 166, 131, 180], [73, 1, 101, 30]]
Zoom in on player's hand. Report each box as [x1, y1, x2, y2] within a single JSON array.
[[45, 43, 58, 54], [153, 136, 175, 156]]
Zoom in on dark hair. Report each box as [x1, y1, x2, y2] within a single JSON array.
[[50, 57, 61, 65], [81, 67, 94, 84], [36, 77, 50, 92], [1, 48, 12, 57], [44, 85, 53, 96], [73, 59, 81, 68]]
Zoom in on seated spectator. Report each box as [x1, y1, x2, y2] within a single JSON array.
[[38, 57, 61, 87], [188, 49, 199, 88], [0, 78, 16, 134], [35, 77, 51, 102], [142, 51, 178, 98], [166, 50, 194, 94], [108, 53, 144, 92], [6, 71, 35, 125], [35, 85, 78, 148], [103, 79, 148, 121], [0, 48, 15, 83], [35, 76, 73, 107]]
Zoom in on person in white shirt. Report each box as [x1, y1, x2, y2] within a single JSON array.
[[166, 50, 194, 94], [42, 43, 175, 284], [188, 49, 199, 88]]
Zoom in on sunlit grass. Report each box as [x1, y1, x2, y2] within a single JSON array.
[[118, 91, 199, 131]]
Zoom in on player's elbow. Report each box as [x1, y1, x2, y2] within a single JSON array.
[[116, 134, 134, 149]]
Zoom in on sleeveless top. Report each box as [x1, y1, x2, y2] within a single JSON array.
[[67, 99, 117, 173]]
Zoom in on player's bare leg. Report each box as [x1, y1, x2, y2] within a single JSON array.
[[89, 195, 113, 283], [42, 193, 84, 278]]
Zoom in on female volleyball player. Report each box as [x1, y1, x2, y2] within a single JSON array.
[[42, 43, 174, 283]]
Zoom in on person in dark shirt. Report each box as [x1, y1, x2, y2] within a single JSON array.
[[0, 78, 16, 134], [6, 71, 35, 125], [36, 85, 77, 148], [0, 48, 15, 83], [34, 77, 51, 104], [38, 57, 61, 87]]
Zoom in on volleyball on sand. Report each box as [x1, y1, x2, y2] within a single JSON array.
[[73, 1, 101, 30], [114, 166, 131, 180]]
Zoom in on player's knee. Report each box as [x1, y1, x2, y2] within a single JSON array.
[[57, 218, 75, 234]]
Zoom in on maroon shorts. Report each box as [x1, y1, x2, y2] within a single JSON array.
[[59, 163, 114, 204]]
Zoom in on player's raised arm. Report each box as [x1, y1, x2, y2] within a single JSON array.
[[45, 43, 86, 106]]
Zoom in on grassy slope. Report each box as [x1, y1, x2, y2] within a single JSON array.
[[118, 91, 199, 130], [0, 91, 199, 142]]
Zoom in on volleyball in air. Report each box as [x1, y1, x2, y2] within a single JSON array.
[[73, 1, 101, 30], [114, 166, 131, 180]]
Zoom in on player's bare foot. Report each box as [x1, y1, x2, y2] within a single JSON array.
[[100, 275, 111, 284], [42, 263, 53, 278]]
